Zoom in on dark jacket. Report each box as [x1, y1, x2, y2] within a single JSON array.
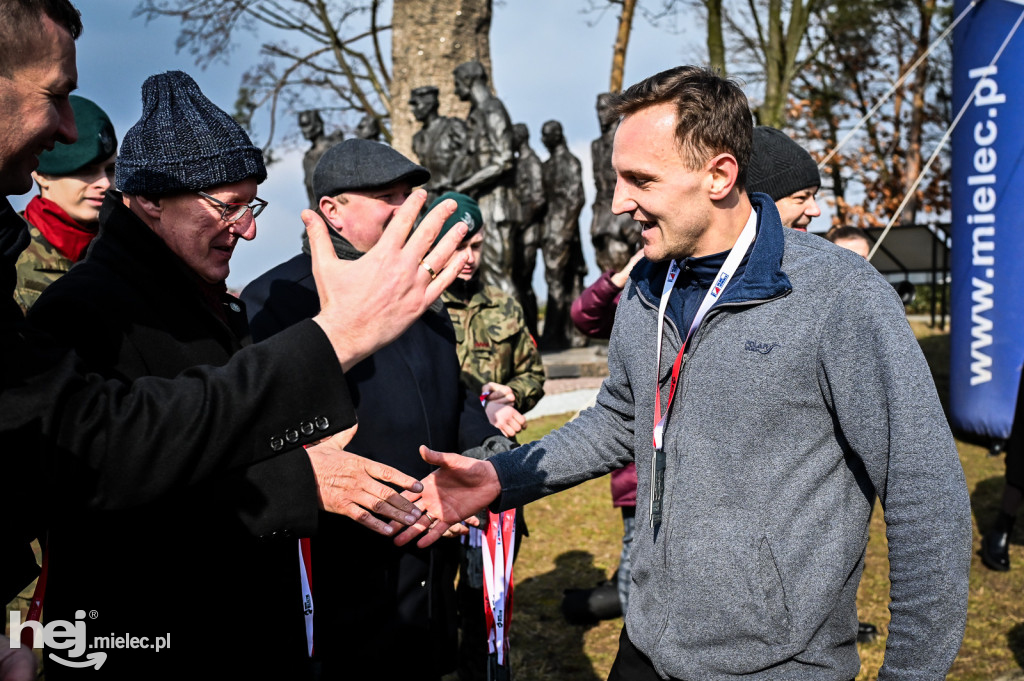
[[27, 194, 336, 680], [243, 236, 500, 680], [0, 196, 355, 604]]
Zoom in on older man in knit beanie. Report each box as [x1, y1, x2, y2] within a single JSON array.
[[25, 72, 422, 681], [746, 126, 822, 231]]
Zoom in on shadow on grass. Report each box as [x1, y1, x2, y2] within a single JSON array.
[[970, 475, 1024, 548], [1011, 623, 1024, 671], [511, 550, 608, 681]]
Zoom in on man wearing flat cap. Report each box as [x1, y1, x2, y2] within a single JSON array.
[[243, 139, 512, 681], [747, 125, 822, 232], [27, 73, 432, 680], [15, 95, 116, 311]]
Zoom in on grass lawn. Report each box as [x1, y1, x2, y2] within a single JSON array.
[[503, 321, 1024, 681]]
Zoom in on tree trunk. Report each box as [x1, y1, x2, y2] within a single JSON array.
[[391, 0, 493, 156], [705, 0, 726, 76], [756, 0, 815, 127], [610, 0, 638, 92]]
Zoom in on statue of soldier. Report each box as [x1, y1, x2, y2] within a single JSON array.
[[510, 122, 545, 338], [591, 92, 640, 272], [299, 109, 344, 209], [354, 113, 384, 142], [540, 120, 587, 350], [452, 61, 518, 297], [409, 85, 469, 203]]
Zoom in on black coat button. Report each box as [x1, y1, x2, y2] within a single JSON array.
[[285, 429, 299, 444], [270, 436, 284, 452], [315, 416, 330, 431], [300, 421, 314, 436]]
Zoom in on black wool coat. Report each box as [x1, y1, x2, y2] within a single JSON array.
[[0, 196, 354, 605], [27, 195, 345, 680], [243, 242, 500, 680]]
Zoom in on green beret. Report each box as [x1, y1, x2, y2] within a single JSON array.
[[428, 191, 483, 245], [37, 95, 117, 176]]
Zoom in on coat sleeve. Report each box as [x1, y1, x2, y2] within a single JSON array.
[[504, 298, 545, 414], [571, 270, 623, 340], [489, 287, 638, 508], [457, 369, 504, 452], [2, 314, 354, 512], [816, 271, 971, 680]]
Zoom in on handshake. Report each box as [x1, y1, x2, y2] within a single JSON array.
[[308, 428, 503, 547]]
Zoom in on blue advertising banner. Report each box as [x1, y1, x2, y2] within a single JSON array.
[[950, 1, 1024, 439]]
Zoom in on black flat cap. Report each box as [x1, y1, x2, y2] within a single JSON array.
[[312, 138, 430, 199]]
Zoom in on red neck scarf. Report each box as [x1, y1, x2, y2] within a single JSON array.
[[24, 195, 99, 263]]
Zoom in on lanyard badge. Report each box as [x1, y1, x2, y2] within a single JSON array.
[[650, 210, 758, 528]]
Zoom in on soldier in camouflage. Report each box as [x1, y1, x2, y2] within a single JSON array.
[[15, 95, 116, 311], [439, 192, 545, 439]]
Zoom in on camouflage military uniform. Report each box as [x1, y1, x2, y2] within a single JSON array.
[[443, 279, 545, 413], [14, 224, 73, 313]]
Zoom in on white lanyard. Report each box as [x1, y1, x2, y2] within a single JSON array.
[[650, 209, 757, 525], [652, 209, 758, 448]]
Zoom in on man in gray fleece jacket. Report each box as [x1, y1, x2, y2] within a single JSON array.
[[397, 65, 972, 681]]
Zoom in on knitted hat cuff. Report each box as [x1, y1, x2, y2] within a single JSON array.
[[117, 146, 267, 195]]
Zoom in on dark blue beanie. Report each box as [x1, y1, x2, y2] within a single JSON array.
[[116, 71, 267, 195]]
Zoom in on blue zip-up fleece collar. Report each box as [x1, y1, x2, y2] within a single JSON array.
[[630, 192, 792, 317]]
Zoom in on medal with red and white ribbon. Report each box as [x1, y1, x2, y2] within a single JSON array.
[[481, 509, 516, 679]]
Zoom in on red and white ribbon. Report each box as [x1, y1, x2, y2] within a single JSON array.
[[481, 509, 516, 666]]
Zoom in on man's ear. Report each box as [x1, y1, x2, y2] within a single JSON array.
[[318, 195, 343, 231], [133, 194, 163, 220], [706, 153, 739, 201], [31, 171, 50, 192]]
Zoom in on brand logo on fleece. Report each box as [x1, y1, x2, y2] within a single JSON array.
[[745, 340, 779, 355]]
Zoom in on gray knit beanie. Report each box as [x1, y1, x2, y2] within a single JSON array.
[[746, 126, 820, 201], [116, 71, 267, 195]]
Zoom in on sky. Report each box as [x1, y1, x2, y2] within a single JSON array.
[[10, 1, 715, 293]]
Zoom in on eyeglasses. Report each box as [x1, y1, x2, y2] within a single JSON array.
[[197, 191, 268, 223]]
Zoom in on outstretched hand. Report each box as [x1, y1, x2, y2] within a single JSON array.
[[392, 446, 503, 549], [306, 425, 425, 536], [309, 189, 469, 371]]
